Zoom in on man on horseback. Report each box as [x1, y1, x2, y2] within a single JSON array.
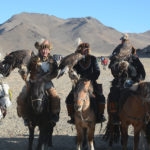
[[17, 39, 60, 125], [66, 42, 106, 124], [108, 34, 146, 125]]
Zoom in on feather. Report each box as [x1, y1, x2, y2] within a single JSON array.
[[76, 37, 83, 46]]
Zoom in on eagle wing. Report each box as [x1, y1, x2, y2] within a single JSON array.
[[1, 50, 33, 77], [57, 52, 84, 78]]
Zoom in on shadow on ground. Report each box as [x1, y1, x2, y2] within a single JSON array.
[[0, 134, 134, 150]]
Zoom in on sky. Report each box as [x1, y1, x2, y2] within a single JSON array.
[[0, 0, 150, 33]]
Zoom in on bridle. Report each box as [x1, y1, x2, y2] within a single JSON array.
[[31, 98, 43, 103], [74, 81, 91, 122]]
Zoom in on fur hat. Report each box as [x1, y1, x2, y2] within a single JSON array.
[[75, 42, 90, 54], [120, 33, 128, 41], [34, 39, 53, 50]]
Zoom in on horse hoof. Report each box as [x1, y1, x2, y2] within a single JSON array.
[[47, 146, 54, 150]]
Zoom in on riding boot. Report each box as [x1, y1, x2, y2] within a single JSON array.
[[50, 96, 60, 123], [96, 103, 106, 123], [66, 104, 75, 124], [48, 88, 60, 124]]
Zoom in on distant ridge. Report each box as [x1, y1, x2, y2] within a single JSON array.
[[0, 12, 150, 56]]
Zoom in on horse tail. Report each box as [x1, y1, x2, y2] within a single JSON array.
[[103, 119, 120, 146], [82, 128, 88, 150], [145, 122, 150, 144]]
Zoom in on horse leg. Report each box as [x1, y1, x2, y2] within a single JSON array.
[[37, 125, 46, 150], [37, 125, 51, 150], [47, 124, 54, 149], [28, 125, 35, 150], [87, 125, 95, 150], [76, 125, 83, 150], [139, 129, 146, 150], [133, 126, 142, 150], [120, 124, 128, 150]]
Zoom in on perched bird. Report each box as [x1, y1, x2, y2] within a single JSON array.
[[57, 52, 84, 78], [1, 50, 33, 77]]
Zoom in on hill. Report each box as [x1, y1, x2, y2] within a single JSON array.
[[0, 12, 150, 56]]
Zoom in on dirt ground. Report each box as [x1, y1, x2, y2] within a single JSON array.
[[0, 58, 150, 150]]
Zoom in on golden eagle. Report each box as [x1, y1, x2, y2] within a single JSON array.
[[57, 52, 84, 78], [1, 50, 33, 77]]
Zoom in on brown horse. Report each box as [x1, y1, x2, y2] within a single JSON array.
[[104, 82, 150, 150], [74, 78, 96, 150]]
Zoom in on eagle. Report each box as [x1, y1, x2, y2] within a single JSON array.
[[110, 40, 134, 61], [57, 52, 84, 78], [1, 50, 33, 77]]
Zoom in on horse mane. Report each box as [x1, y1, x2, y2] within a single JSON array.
[[119, 88, 137, 112], [130, 82, 150, 102], [74, 78, 93, 95]]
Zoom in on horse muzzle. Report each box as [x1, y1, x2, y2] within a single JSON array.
[[74, 104, 82, 112]]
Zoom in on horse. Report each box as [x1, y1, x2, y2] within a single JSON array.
[[104, 82, 150, 150], [74, 78, 96, 150], [20, 80, 55, 150]]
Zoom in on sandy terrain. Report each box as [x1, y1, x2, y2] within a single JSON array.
[[0, 58, 150, 150]]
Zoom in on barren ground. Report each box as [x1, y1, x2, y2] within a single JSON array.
[[0, 58, 150, 150]]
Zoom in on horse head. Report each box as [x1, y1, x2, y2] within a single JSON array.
[[74, 78, 92, 112], [29, 80, 46, 114]]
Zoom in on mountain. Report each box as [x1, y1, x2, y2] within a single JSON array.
[[137, 45, 150, 57], [0, 12, 150, 56]]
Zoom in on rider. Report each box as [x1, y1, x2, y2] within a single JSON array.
[[66, 42, 106, 124], [17, 39, 60, 125], [108, 34, 146, 125]]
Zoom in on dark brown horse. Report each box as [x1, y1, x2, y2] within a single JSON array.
[[21, 80, 55, 150], [104, 82, 150, 150], [74, 78, 96, 150]]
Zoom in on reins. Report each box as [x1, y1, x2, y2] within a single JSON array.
[[75, 81, 91, 122]]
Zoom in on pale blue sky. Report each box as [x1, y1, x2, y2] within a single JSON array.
[[0, 0, 150, 33]]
